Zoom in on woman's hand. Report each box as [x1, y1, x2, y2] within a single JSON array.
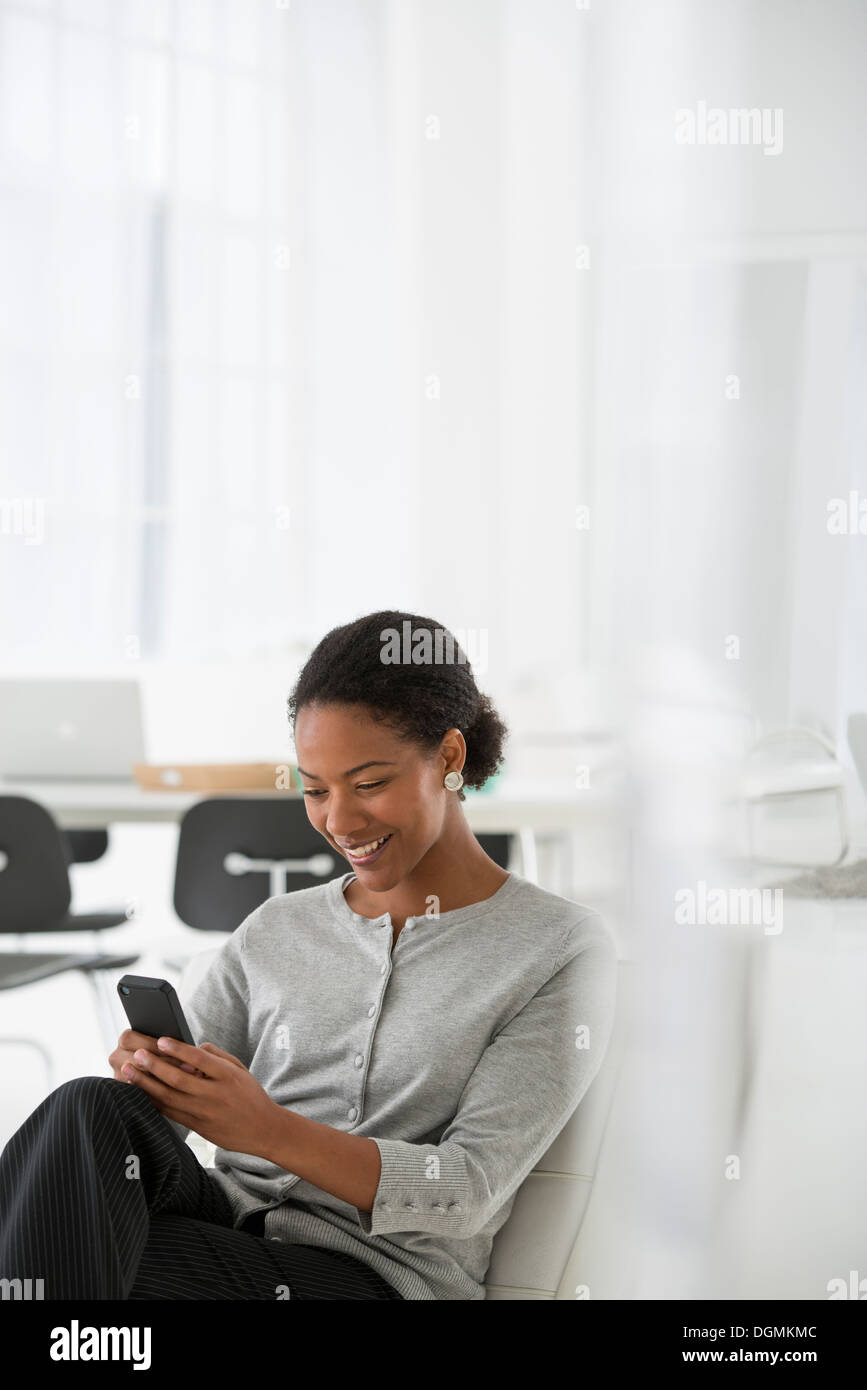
[[109, 1029, 205, 1084], [119, 1037, 283, 1157]]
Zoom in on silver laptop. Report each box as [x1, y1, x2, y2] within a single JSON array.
[[0, 679, 145, 781]]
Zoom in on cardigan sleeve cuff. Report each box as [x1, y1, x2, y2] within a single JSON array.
[[354, 1137, 477, 1238]]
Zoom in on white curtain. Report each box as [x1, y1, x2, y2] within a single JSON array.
[[0, 0, 303, 668], [0, 0, 594, 719], [1, 0, 864, 721]]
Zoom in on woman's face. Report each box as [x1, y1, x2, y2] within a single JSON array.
[[293, 701, 461, 885]]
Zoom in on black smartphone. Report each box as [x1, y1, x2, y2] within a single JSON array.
[[117, 974, 196, 1046]]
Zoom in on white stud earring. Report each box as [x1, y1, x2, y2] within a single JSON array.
[[444, 770, 464, 791]]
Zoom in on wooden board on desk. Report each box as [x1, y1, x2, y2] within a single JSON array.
[[133, 762, 293, 792]]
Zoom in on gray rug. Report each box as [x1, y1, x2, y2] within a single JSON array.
[[764, 858, 867, 898]]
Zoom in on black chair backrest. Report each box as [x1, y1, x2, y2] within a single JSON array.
[[174, 798, 345, 932], [173, 800, 516, 934], [0, 795, 72, 932], [475, 833, 512, 869], [63, 829, 109, 864]]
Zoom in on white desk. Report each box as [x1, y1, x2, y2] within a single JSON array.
[[0, 777, 621, 893], [0, 777, 615, 828]]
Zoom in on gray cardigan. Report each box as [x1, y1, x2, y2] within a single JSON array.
[[174, 869, 618, 1300]]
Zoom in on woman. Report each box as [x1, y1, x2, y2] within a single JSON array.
[[0, 610, 618, 1300]]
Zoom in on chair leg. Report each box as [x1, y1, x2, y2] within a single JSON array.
[[519, 828, 539, 884], [831, 786, 850, 867], [83, 970, 124, 1058]]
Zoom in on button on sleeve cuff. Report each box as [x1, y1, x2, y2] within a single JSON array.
[[355, 1137, 476, 1238]]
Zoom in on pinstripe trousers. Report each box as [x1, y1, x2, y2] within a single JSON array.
[[0, 1076, 403, 1300]]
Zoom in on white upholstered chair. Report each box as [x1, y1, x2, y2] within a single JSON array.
[[484, 959, 628, 1299]]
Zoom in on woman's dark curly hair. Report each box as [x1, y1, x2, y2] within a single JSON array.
[[287, 611, 508, 802]]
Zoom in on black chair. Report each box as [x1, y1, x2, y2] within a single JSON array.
[[63, 829, 110, 864], [475, 833, 513, 870], [173, 797, 345, 935], [168, 804, 519, 991], [172, 799, 516, 936], [0, 795, 139, 1088]]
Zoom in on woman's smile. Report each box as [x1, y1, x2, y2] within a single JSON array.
[[341, 832, 394, 866]]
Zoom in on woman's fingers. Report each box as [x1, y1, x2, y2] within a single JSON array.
[[198, 1042, 246, 1069]]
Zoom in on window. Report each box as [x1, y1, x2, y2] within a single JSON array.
[[0, 0, 300, 664]]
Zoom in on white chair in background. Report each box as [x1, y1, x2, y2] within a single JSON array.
[[740, 726, 849, 868]]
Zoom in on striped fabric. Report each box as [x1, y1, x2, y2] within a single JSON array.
[[0, 1076, 401, 1300]]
